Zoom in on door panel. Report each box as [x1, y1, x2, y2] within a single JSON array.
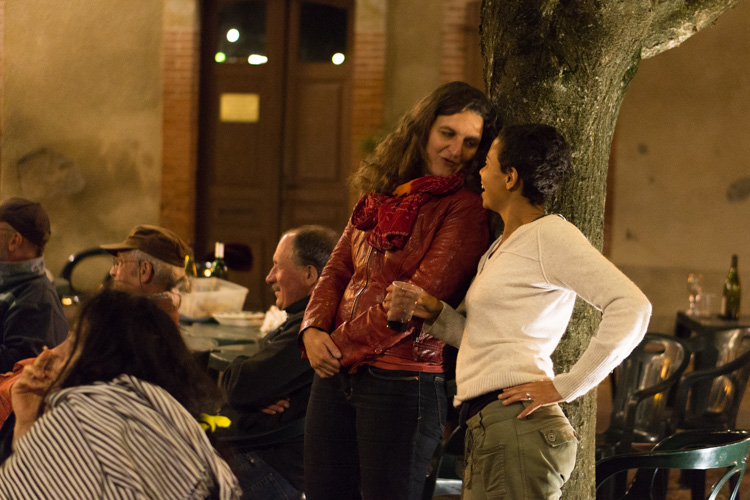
[[281, 0, 353, 233], [198, 0, 353, 311], [291, 82, 343, 181]]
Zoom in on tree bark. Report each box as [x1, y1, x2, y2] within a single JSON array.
[[479, 0, 740, 497]]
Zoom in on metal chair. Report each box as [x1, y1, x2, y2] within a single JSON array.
[[421, 424, 464, 499], [596, 429, 750, 500], [673, 329, 750, 432], [669, 330, 750, 499], [55, 247, 112, 306], [597, 333, 691, 458]]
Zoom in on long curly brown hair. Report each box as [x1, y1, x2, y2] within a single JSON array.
[[351, 82, 499, 195]]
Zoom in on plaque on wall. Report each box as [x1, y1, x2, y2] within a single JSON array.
[[220, 93, 260, 123]]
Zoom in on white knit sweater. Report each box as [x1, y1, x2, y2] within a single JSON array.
[[426, 215, 651, 405]]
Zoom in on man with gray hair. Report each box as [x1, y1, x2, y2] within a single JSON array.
[[0, 198, 67, 372], [100, 225, 189, 324], [218, 224, 339, 499]]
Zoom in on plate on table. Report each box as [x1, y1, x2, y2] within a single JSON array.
[[212, 311, 265, 327]]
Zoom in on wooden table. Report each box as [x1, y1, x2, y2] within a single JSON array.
[[181, 323, 263, 378], [181, 322, 262, 346], [674, 311, 750, 339]]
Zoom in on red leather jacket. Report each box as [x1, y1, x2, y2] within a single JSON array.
[[300, 188, 489, 373]]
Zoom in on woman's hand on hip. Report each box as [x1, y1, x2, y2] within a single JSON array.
[[498, 380, 564, 419], [384, 284, 443, 321], [302, 327, 342, 378]]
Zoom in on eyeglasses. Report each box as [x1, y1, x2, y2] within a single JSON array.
[[112, 257, 140, 268]]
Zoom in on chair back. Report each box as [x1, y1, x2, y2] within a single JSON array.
[[56, 247, 112, 299], [607, 333, 690, 446], [673, 330, 750, 430], [596, 430, 750, 500]]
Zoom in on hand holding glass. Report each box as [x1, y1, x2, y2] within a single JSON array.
[[386, 281, 423, 332]]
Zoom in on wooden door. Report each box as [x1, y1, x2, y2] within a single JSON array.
[[197, 0, 353, 311]]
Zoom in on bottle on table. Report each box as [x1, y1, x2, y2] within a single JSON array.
[[184, 251, 198, 278], [720, 254, 741, 320], [211, 242, 228, 279]]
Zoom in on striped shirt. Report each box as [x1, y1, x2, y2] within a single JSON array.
[[0, 374, 241, 499]]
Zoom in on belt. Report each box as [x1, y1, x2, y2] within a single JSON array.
[[458, 389, 504, 427]]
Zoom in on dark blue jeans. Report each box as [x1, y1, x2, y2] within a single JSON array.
[[304, 366, 447, 500]]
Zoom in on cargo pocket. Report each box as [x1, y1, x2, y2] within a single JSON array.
[[475, 443, 506, 499], [538, 423, 578, 483]]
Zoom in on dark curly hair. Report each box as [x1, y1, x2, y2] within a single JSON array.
[[55, 289, 219, 416], [497, 124, 571, 205], [351, 81, 500, 194]]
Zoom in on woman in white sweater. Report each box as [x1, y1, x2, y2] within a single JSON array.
[[386, 124, 651, 499]]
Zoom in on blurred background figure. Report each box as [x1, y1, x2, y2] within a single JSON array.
[[0, 197, 67, 372]]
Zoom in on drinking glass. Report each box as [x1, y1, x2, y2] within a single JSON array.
[[387, 281, 422, 332], [686, 273, 703, 315]]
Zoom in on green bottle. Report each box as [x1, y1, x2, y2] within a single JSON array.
[[184, 251, 197, 278], [721, 254, 741, 320], [211, 242, 228, 280]]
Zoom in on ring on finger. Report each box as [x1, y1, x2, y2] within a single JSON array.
[[525, 392, 531, 401]]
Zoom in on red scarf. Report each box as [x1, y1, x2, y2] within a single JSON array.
[[351, 172, 464, 251]]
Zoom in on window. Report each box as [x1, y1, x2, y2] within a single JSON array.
[[215, 2, 267, 64], [298, 2, 348, 64]]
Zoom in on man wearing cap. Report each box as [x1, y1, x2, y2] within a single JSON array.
[[0, 198, 67, 372], [0, 224, 189, 460], [100, 225, 189, 324]]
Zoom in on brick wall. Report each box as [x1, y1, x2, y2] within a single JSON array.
[[349, 29, 386, 204], [441, 0, 470, 84], [160, 8, 200, 243]]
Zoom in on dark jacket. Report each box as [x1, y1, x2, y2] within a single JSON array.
[[218, 296, 312, 490], [0, 257, 67, 372], [300, 188, 489, 372]]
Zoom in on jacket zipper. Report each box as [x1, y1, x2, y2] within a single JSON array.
[[350, 246, 375, 320]]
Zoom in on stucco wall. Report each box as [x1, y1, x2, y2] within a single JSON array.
[[1, 0, 162, 281], [383, 0, 443, 125], [611, 0, 750, 332]]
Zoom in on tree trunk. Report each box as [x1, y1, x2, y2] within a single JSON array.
[[479, 0, 740, 497]]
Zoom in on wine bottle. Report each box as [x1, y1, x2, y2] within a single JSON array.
[[211, 242, 228, 279], [720, 254, 741, 320], [184, 251, 197, 278]]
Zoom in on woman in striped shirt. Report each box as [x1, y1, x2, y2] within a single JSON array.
[[0, 289, 241, 499]]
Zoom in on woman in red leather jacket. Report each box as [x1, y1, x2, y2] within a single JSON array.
[[299, 82, 498, 500]]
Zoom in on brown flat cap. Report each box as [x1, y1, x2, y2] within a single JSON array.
[[0, 197, 51, 249], [101, 225, 189, 267]]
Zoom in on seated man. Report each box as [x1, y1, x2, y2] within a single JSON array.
[[100, 224, 189, 324], [0, 198, 67, 372], [217, 225, 338, 499], [0, 224, 190, 430]]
